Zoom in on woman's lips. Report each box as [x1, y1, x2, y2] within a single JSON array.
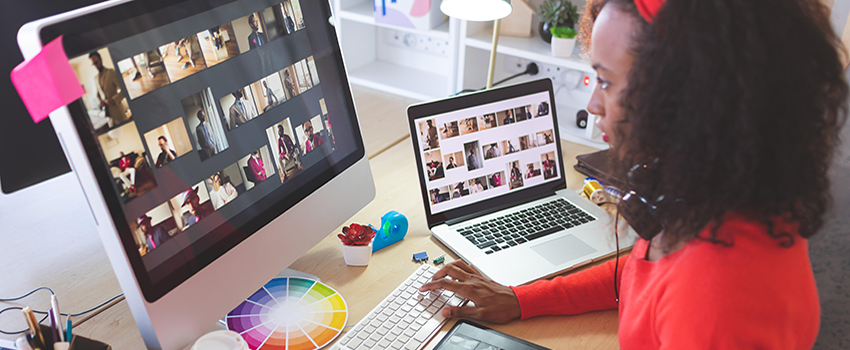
[[602, 134, 610, 143]]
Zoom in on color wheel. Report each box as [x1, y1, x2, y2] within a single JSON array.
[[227, 277, 348, 350]]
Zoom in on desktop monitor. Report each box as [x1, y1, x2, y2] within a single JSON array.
[[17, 0, 375, 349]]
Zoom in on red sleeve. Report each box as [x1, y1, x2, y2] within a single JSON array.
[[511, 253, 629, 319]]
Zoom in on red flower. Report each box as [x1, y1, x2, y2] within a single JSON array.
[[338, 223, 375, 246]]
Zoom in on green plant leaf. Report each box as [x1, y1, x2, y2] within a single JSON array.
[[551, 26, 577, 39]]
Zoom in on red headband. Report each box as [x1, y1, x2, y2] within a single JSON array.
[[634, 0, 665, 23]]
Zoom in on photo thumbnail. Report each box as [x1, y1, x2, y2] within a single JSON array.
[[265, 119, 303, 183], [507, 160, 524, 189], [219, 86, 259, 130], [279, 65, 300, 100], [482, 142, 502, 160], [169, 182, 214, 231], [69, 48, 132, 132], [515, 105, 531, 122], [143, 118, 193, 168], [250, 72, 286, 113], [488, 171, 505, 188], [293, 59, 315, 93], [280, 0, 305, 34], [519, 135, 533, 151], [237, 146, 276, 190], [306, 56, 320, 86], [501, 137, 520, 155], [464, 141, 482, 171], [525, 161, 542, 179], [497, 109, 515, 126], [197, 23, 240, 67], [452, 181, 470, 198], [296, 115, 328, 154], [430, 185, 451, 205], [160, 35, 207, 82], [439, 121, 460, 139], [96, 122, 157, 202], [133, 202, 177, 256], [536, 129, 555, 145], [233, 12, 269, 53], [423, 149, 445, 181], [541, 151, 557, 179], [443, 151, 464, 170], [182, 88, 230, 160], [204, 163, 244, 210], [117, 49, 170, 99], [459, 117, 479, 135], [478, 113, 497, 131], [469, 176, 489, 194], [319, 98, 335, 149], [534, 101, 550, 117], [418, 119, 440, 151]]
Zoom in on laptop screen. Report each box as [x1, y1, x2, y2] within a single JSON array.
[[46, 0, 365, 300], [412, 89, 560, 215]]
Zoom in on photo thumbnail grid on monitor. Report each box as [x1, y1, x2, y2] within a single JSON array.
[[66, 0, 348, 275]]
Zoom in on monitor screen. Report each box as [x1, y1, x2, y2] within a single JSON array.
[[411, 91, 560, 215], [48, 0, 364, 302]]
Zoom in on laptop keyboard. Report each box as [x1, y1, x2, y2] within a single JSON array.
[[456, 198, 595, 254]]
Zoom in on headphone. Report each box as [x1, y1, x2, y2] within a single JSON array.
[[613, 160, 666, 303]]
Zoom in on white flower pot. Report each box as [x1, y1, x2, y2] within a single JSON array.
[[343, 243, 372, 266], [551, 37, 576, 58]]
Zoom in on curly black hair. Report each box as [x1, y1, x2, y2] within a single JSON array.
[[580, 0, 848, 249]]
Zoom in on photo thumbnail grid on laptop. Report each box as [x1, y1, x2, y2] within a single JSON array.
[[414, 91, 558, 215]]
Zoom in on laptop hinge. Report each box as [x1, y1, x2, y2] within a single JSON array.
[[444, 190, 558, 227]]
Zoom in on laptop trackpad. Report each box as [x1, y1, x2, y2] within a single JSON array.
[[531, 234, 597, 266]]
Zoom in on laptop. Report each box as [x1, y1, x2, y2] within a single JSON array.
[[407, 78, 636, 287]]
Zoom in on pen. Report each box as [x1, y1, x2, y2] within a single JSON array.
[[22, 307, 45, 349], [48, 309, 60, 344], [50, 294, 64, 342], [66, 315, 72, 343]]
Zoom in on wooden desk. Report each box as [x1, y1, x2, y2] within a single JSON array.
[[1, 86, 619, 349]]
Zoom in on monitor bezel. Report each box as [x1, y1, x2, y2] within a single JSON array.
[[407, 79, 567, 229], [40, 0, 366, 302]]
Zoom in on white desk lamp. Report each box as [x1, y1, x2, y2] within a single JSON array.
[[440, 0, 512, 89]]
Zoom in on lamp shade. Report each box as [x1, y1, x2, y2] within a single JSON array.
[[440, 0, 512, 22]]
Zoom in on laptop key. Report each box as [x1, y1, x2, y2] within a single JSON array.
[[507, 241, 518, 246], [526, 227, 563, 241], [492, 246, 502, 251], [477, 241, 496, 249], [485, 250, 494, 254], [516, 237, 527, 243]]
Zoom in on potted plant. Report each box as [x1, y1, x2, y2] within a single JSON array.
[[550, 26, 577, 57], [338, 223, 376, 266], [538, 0, 579, 44]]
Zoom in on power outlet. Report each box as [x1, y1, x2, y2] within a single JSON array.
[[503, 57, 592, 89], [385, 30, 450, 56]]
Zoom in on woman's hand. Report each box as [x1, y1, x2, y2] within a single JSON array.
[[418, 260, 521, 324]]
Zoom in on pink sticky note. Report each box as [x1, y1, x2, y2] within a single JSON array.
[[11, 35, 84, 123]]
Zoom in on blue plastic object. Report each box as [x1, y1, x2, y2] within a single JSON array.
[[372, 211, 409, 252], [413, 251, 428, 262]]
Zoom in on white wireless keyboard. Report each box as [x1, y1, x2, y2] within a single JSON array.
[[333, 264, 467, 350]]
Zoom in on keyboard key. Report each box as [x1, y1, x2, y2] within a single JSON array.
[[526, 226, 563, 241], [492, 246, 502, 251], [485, 250, 494, 254], [477, 241, 496, 249]]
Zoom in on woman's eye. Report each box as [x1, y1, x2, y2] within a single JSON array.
[[597, 78, 610, 90]]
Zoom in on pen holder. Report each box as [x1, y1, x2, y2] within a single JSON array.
[[38, 325, 111, 350]]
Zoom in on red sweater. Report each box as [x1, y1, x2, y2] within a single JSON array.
[[511, 213, 820, 349]]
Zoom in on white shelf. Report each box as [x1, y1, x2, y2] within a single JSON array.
[[348, 60, 447, 101], [466, 29, 592, 72], [338, 2, 450, 40]]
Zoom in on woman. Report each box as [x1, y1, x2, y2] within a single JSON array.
[[420, 0, 847, 347], [212, 173, 238, 207]]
